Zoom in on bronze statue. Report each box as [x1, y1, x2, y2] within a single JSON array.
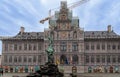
[[46, 35, 54, 63]]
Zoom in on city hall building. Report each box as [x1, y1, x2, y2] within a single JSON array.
[[0, 1, 120, 73]]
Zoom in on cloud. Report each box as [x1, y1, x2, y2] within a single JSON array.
[[0, 0, 120, 54]]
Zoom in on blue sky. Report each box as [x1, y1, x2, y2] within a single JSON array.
[[0, 0, 120, 54]]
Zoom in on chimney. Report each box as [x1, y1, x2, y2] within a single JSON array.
[[20, 26, 25, 34], [107, 25, 111, 32]]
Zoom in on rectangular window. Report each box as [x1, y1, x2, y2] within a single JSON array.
[[91, 45, 94, 50], [33, 44, 37, 50], [118, 45, 120, 50], [9, 44, 13, 51], [102, 55, 105, 63], [19, 45, 22, 51], [107, 55, 111, 63], [24, 44, 27, 50], [118, 56, 120, 63], [4, 55, 8, 63], [9, 56, 12, 63], [28, 58, 32, 63], [112, 45, 116, 50], [102, 44, 105, 50], [97, 44, 100, 50], [24, 56, 27, 62], [38, 44, 41, 50], [33, 56, 36, 62], [112, 56, 116, 63], [107, 45, 111, 50], [85, 44, 89, 50], [60, 42, 67, 51], [29, 44, 32, 50], [14, 44, 17, 51], [72, 43, 78, 51], [4, 44, 8, 51], [91, 56, 94, 63], [38, 55, 41, 62], [85, 55, 89, 63], [96, 55, 100, 63]]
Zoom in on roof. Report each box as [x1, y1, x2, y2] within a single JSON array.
[[0, 32, 44, 40], [84, 31, 120, 39]]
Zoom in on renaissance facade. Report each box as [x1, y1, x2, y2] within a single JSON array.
[[0, 1, 120, 73]]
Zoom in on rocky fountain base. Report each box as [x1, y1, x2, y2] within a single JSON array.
[[26, 62, 64, 77]]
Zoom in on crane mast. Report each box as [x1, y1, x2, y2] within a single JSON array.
[[40, 0, 90, 24]]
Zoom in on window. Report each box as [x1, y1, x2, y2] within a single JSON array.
[[91, 56, 94, 63], [112, 55, 116, 63], [33, 44, 37, 50], [91, 44, 94, 50], [4, 44, 8, 51], [19, 45, 22, 50], [112, 45, 116, 50], [29, 44, 32, 50], [85, 44, 89, 50], [60, 42, 67, 51], [14, 44, 17, 51], [118, 55, 120, 63], [9, 56, 12, 63], [38, 43, 41, 50], [24, 44, 27, 50], [9, 44, 13, 51], [72, 42, 78, 51], [118, 45, 120, 50], [18, 56, 22, 62], [85, 55, 89, 63], [33, 56, 36, 62], [24, 56, 27, 62], [102, 55, 105, 63], [38, 55, 41, 62], [14, 56, 17, 63], [102, 44, 105, 50], [107, 44, 111, 50], [4, 55, 8, 62], [96, 55, 100, 63], [107, 55, 111, 63], [73, 31, 77, 38], [28, 58, 32, 63], [96, 44, 100, 50]]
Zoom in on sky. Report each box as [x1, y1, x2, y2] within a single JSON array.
[[0, 0, 120, 54]]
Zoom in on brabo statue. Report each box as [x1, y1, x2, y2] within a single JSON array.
[[26, 33, 64, 77], [46, 35, 54, 63]]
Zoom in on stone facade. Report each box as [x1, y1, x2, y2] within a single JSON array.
[[0, 1, 120, 73]]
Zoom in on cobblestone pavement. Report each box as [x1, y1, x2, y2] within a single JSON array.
[[0, 73, 120, 77]]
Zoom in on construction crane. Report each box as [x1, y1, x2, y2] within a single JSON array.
[[40, 0, 90, 24]]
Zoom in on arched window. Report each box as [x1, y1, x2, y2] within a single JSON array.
[[72, 55, 78, 64], [60, 55, 68, 64]]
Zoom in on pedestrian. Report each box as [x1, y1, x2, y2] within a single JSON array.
[[1, 69, 3, 76]]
